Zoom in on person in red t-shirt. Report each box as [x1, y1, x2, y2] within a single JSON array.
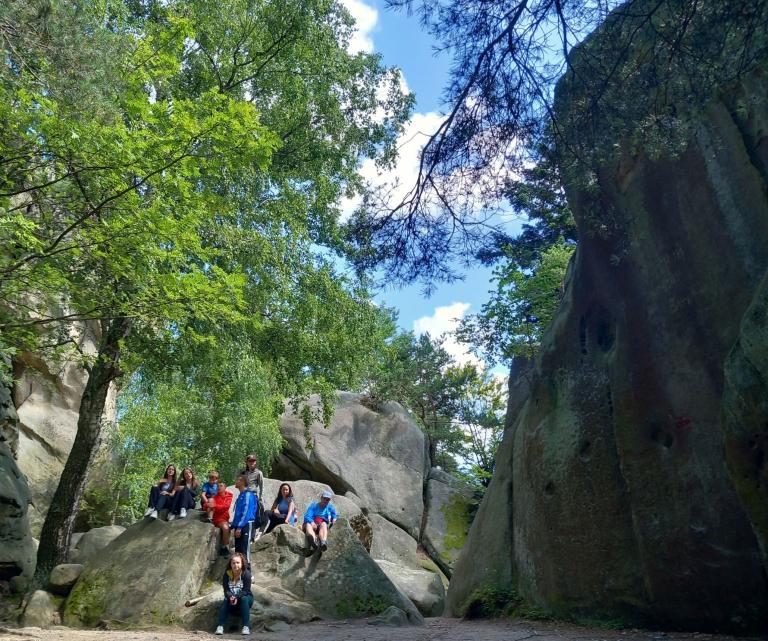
[[209, 480, 234, 556]]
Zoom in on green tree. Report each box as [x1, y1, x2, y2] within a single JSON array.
[[1, 0, 409, 583], [457, 240, 575, 365]]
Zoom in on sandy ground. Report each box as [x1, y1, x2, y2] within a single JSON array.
[[0, 618, 755, 641]]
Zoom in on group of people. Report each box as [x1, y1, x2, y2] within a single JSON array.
[[144, 453, 339, 635]]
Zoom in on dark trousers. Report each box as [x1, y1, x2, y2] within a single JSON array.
[[234, 521, 253, 565], [148, 486, 171, 510], [170, 487, 196, 514], [264, 512, 286, 534], [217, 595, 253, 628]]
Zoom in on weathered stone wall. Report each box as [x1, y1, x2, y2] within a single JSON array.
[[12, 321, 116, 535], [447, 61, 768, 637]]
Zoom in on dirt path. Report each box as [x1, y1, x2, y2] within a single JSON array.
[[0, 618, 752, 641]]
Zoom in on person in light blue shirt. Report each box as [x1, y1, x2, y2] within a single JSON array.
[[303, 489, 338, 551]]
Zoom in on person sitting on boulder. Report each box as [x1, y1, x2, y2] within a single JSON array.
[[231, 475, 257, 565], [144, 464, 177, 519], [168, 466, 200, 521], [210, 479, 234, 556], [214, 552, 252, 636], [201, 470, 219, 512], [303, 489, 337, 550], [264, 482, 298, 534]]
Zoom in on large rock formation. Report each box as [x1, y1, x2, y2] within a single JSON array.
[[421, 468, 475, 577], [272, 392, 429, 537], [64, 516, 217, 626], [0, 441, 36, 581], [12, 323, 117, 534], [447, 29, 768, 639]]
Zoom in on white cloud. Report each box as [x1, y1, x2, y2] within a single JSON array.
[[341, 110, 446, 221], [340, 0, 378, 54], [413, 302, 484, 368]]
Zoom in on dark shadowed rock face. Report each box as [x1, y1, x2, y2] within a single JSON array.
[[447, 63, 768, 636]]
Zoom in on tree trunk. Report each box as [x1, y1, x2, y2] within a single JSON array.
[[34, 316, 131, 586]]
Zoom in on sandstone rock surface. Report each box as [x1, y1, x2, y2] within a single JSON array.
[[368, 513, 420, 569], [21, 590, 57, 628], [64, 516, 216, 626], [0, 441, 36, 580], [68, 525, 126, 565], [447, 36, 768, 636], [12, 324, 117, 535], [48, 564, 84, 595], [421, 468, 475, 577], [180, 520, 423, 630], [272, 393, 428, 536], [375, 559, 445, 617]]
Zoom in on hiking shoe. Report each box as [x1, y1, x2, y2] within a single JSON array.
[[222, 546, 230, 557], [309, 536, 318, 549], [149, 509, 158, 519], [179, 508, 187, 518], [214, 626, 224, 635], [241, 626, 250, 635], [144, 507, 154, 517], [252, 530, 262, 542], [320, 539, 328, 551], [168, 513, 176, 521]]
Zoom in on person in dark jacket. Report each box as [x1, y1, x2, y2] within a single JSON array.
[[214, 552, 252, 635], [168, 466, 200, 520], [144, 464, 177, 519]]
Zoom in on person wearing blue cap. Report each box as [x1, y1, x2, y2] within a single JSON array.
[[303, 489, 337, 550]]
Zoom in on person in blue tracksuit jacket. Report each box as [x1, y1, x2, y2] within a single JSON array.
[[231, 475, 257, 565], [303, 489, 338, 551]]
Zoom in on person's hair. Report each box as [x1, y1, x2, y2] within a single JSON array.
[[272, 483, 294, 510], [228, 552, 246, 575], [178, 466, 196, 488], [217, 479, 227, 490], [163, 464, 177, 484], [237, 474, 248, 486], [245, 454, 257, 463], [208, 470, 219, 478]]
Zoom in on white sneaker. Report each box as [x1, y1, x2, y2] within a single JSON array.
[[214, 625, 224, 635], [149, 509, 158, 519], [179, 508, 187, 518], [241, 626, 250, 635], [168, 513, 176, 521], [252, 530, 262, 542], [144, 507, 153, 517]]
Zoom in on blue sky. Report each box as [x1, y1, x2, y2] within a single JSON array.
[[341, 0, 520, 369]]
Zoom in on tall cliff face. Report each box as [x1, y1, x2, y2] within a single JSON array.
[[12, 322, 117, 536], [447, 61, 768, 637]]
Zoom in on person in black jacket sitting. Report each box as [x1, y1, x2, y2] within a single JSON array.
[[214, 552, 252, 635]]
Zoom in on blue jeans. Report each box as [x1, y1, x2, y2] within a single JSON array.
[[217, 594, 253, 628]]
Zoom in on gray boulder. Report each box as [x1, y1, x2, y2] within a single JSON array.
[[368, 605, 411, 626], [375, 559, 445, 617], [64, 516, 216, 626], [179, 519, 422, 630], [69, 525, 125, 565], [253, 520, 423, 624], [0, 442, 36, 580], [421, 468, 475, 577], [368, 513, 419, 569], [20, 590, 57, 628], [273, 393, 428, 536], [48, 563, 84, 596]]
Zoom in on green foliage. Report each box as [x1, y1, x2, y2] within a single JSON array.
[[460, 585, 523, 619], [367, 330, 506, 485], [457, 240, 575, 366]]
